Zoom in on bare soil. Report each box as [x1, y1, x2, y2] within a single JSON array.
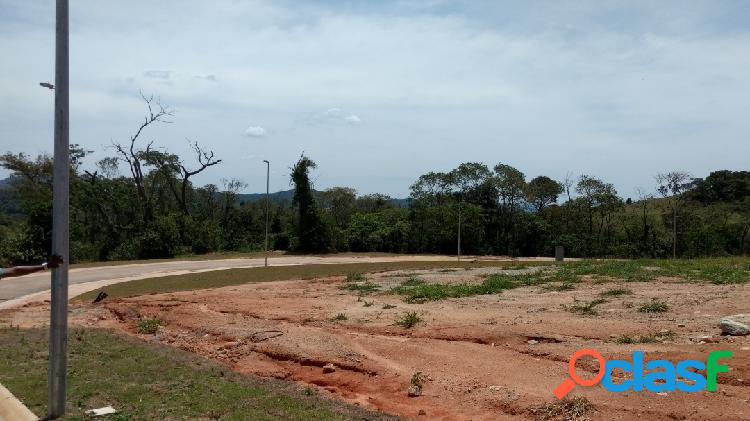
[[4, 267, 749, 420]]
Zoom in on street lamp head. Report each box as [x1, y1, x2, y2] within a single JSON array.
[[39, 82, 55, 89], [263, 160, 269, 164]]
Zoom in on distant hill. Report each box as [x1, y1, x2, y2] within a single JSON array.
[[237, 189, 297, 204], [237, 189, 410, 207]]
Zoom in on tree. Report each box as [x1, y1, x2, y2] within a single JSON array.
[[150, 140, 222, 215], [493, 163, 526, 254], [655, 171, 694, 258], [290, 154, 331, 252], [322, 187, 357, 227], [111, 93, 174, 223], [525, 176, 564, 213]]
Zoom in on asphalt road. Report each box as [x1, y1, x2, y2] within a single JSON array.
[[1, 255, 510, 308]]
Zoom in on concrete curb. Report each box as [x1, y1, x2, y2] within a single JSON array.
[[0, 383, 38, 421]]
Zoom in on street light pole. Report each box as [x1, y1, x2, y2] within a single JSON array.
[[49, 0, 69, 418], [263, 160, 270, 267]]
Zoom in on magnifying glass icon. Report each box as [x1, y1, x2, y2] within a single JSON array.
[[553, 348, 605, 399]]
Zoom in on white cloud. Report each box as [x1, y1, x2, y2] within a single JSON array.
[[244, 126, 267, 137], [325, 108, 342, 117], [1, 1, 749, 196], [142, 70, 171, 79], [345, 114, 361, 124]]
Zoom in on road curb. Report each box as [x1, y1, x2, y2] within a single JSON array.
[[0, 383, 38, 421]]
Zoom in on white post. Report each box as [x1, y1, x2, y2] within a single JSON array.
[[49, 0, 69, 418]]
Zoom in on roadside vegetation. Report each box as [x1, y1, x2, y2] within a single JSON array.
[[76, 260, 545, 301], [0, 327, 395, 420], [378, 258, 750, 304], [2, 105, 748, 267]]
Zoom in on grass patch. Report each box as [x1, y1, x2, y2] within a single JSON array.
[[395, 312, 422, 328], [0, 327, 395, 420], [614, 331, 674, 344], [395, 274, 518, 303], [542, 282, 576, 292], [638, 300, 669, 313], [557, 258, 750, 284], [382, 304, 396, 309], [567, 298, 607, 316], [345, 272, 366, 282], [75, 260, 550, 301], [362, 300, 374, 307], [136, 318, 162, 334], [599, 288, 633, 297], [340, 281, 380, 295]]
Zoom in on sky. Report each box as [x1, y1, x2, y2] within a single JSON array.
[[0, 0, 748, 199]]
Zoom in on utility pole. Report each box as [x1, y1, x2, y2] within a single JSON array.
[[263, 160, 270, 267], [49, 0, 69, 418]]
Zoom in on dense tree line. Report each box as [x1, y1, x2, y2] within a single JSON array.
[[1, 99, 748, 265]]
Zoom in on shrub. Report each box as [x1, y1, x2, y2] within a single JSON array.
[[396, 312, 422, 328]]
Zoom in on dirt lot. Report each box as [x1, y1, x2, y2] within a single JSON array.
[[5, 265, 750, 420]]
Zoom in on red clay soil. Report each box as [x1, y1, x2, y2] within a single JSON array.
[[4, 267, 750, 420]]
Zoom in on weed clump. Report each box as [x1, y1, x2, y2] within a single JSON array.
[[614, 330, 673, 344], [599, 288, 633, 297], [330, 313, 348, 322], [566, 298, 607, 316], [542, 282, 575, 292], [137, 318, 162, 334], [340, 281, 380, 295], [396, 312, 422, 328], [638, 300, 669, 313], [531, 395, 594, 421]]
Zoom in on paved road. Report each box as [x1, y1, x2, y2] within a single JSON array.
[[1, 255, 540, 309]]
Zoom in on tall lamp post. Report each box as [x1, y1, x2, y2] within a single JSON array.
[[49, 0, 70, 418], [263, 160, 270, 267]]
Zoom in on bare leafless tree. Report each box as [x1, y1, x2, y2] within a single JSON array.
[[173, 140, 223, 215], [112, 92, 174, 222], [563, 171, 575, 202]]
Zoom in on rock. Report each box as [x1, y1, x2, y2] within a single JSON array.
[[488, 385, 502, 392], [720, 315, 750, 336], [408, 385, 422, 397], [418, 409, 427, 416], [221, 341, 240, 349], [527, 339, 539, 345], [322, 363, 336, 374], [659, 329, 670, 334], [696, 335, 719, 343], [677, 323, 686, 328]]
